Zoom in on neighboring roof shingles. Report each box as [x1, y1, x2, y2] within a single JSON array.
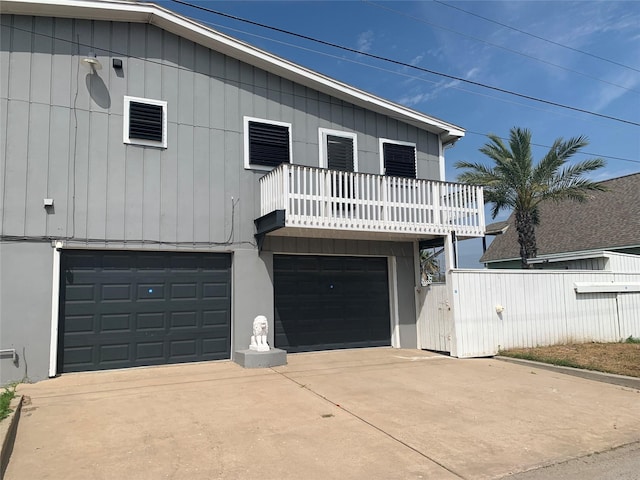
[[481, 173, 640, 263]]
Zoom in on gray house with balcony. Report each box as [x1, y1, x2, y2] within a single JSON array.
[[0, 0, 485, 384]]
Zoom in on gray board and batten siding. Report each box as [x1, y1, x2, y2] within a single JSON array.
[[0, 14, 439, 382], [1, 15, 443, 245]]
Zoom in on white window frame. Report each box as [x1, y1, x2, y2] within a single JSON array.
[[244, 116, 293, 171], [318, 128, 358, 172], [123, 96, 168, 149], [378, 138, 417, 176]]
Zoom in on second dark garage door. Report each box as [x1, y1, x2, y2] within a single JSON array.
[[274, 255, 391, 352], [59, 251, 231, 373]]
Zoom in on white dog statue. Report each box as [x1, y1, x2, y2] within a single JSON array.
[[249, 315, 270, 352]]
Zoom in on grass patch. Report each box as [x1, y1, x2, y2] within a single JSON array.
[[500, 352, 585, 370], [0, 385, 17, 421], [500, 341, 640, 378]]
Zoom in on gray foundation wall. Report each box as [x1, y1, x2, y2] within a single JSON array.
[[0, 237, 418, 385], [231, 249, 274, 355], [0, 242, 54, 384], [396, 252, 419, 349]]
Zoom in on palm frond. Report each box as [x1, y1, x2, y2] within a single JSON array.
[[532, 138, 564, 185], [557, 158, 607, 181], [529, 160, 605, 208], [453, 161, 495, 176], [479, 134, 512, 164], [508, 128, 533, 176], [554, 135, 589, 161]]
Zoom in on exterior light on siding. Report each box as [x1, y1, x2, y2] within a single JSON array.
[[81, 52, 102, 70], [112, 58, 123, 70]]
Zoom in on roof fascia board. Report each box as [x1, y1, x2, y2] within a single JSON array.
[[526, 250, 610, 264], [1, 0, 465, 141], [485, 244, 640, 264], [483, 257, 520, 265], [526, 246, 640, 264]]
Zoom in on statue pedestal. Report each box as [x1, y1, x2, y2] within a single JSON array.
[[234, 348, 287, 369]]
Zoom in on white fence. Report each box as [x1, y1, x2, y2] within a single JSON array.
[[418, 269, 640, 358], [608, 252, 640, 273], [260, 164, 485, 237]]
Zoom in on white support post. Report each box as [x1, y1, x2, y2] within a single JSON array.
[[388, 256, 401, 348], [413, 240, 423, 350], [438, 137, 446, 182], [444, 232, 455, 274], [443, 232, 459, 357], [49, 243, 62, 377], [478, 186, 485, 232]]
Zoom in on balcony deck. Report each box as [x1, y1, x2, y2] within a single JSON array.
[[258, 164, 485, 242]]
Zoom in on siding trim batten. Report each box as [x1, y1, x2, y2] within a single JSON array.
[[49, 243, 62, 377], [388, 256, 401, 348]]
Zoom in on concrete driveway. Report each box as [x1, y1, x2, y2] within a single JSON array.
[[5, 348, 640, 480]]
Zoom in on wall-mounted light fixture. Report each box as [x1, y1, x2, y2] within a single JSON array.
[[112, 58, 123, 70], [81, 52, 102, 70]]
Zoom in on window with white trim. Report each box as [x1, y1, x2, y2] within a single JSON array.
[[123, 96, 167, 148], [244, 117, 292, 169], [379, 139, 416, 178], [319, 128, 358, 172]]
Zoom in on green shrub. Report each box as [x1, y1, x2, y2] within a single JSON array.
[[0, 385, 17, 421]]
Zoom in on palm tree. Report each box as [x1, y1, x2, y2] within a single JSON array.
[[420, 247, 444, 284], [455, 127, 606, 268]]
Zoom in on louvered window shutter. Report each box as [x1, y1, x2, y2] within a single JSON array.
[[327, 135, 354, 172], [129, 102, 164, 142], [249, 122, 290, 167], [383, 143, 416, 178]]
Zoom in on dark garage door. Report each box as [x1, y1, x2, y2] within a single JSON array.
[[274, 255, 391, 352], [59, 251, 231, 373]]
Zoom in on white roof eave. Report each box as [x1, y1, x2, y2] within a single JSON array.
[[1, 0, 465, 142], [526, 250, 611, 264]]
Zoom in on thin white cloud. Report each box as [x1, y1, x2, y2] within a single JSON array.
[[591, 72, 640, 111], [398, 92, 430, 106], [427, 46, 444, 61], [398, 79, 458, 106], [398, 67, 479, 106], [410, 54, 424, 66], [465, 67, 480, 80], [356, 30, 374, 53], [555, 8, 640, 44]]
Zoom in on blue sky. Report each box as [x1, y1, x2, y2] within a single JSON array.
[[159, 0, 640, 266]]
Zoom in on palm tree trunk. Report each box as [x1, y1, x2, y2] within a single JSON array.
[[515, 210, 538, 268]]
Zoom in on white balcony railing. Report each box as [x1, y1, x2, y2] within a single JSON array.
[[259, 163, 485, 238]]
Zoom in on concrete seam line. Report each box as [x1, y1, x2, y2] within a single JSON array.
[[270, 368, 467, 480], [23, 371, 276, 400]]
